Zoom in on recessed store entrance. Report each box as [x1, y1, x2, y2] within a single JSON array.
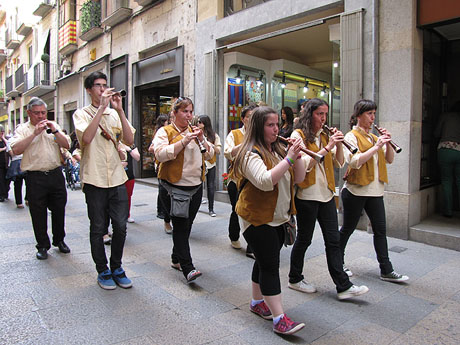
[[138, 77, 179, 178]]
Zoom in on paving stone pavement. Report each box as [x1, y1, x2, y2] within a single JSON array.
[[1, 182, 460, 345]]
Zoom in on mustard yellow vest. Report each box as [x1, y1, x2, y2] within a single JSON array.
[[228, 128, 245, 180], [236, 148, 296, 226], [295, 129, 335, 192], [157, 124, 205, 184], [345, 129, 388, 186]]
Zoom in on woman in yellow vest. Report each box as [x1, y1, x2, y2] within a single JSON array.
[[232, 106, 306, 335], [197, 115, 221, 217], [288, 98, 369, 300], [223, 103, 258, 257], [153, 97, 214, 283], [340, 99, 409, 282]]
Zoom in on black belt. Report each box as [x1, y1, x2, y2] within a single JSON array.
[[28, 167, 61, 175]]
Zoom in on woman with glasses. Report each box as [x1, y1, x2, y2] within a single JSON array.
[[153, 97, 214, 283], [232, 106, 306, 335], [197, 115, 221, 217]]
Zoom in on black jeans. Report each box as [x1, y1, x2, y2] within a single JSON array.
[[25, 168, 67, 250], [158, 183, 170, 223], [83, 183, 129, 274], [227, 181, 240, 241], [339, 188, 393, 275], [0, 166, 7, 199], [243, 224, 284, 296], [205, 166, 216, 212], [14, 175, 25, 205], [159, 181, 202, 277], [289, 198, 352, 293]]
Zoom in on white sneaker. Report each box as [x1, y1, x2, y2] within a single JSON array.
[[343, 265, 353, 277], [337, 285, 369, 300], [231, 240, 242, 249], [380, 271, 409, 282], [127, 218, 135, 223], [288, 280, 317, 294]]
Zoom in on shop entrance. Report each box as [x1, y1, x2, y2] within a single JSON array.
[[138, 77, 179, 178]]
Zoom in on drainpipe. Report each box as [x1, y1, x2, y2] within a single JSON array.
[[55, 0, 60, 126], [372, 0, 379, 115]]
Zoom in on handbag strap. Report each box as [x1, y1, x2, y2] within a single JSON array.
[[83, 108, 118, 150]]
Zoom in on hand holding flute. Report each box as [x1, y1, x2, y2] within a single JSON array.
[[323, 125, 358, 154], [277, 135, 324, 163], [373, 124, 402, 153], [187, 121, 207, 153]]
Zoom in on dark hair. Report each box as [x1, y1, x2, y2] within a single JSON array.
[[173, 97, 194, 112], [153, 114, 169, 136], [232, 106, 285, 179], [241, 103, 258, 120], [84, 71, 107, 90], [349, 99, 377, 128], [295, 98, 329, 143], [198, 115, 216, 143], [281, 106, 294, 127]]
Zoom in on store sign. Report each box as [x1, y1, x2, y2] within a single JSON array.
[[418, 0, 460, 26], [0, 114, 8, 122]]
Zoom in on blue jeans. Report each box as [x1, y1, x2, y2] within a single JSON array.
[[289, 198, 352, 292], [83, 183, 129, 273], [438, 148, 460, 216], [339, 188, 393, 275]]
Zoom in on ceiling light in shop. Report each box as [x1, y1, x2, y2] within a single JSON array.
[[303, 80, 309, 93], [235, 68, 242, 84], [333, 62, 339, 68], [281, 75, 286, 89]]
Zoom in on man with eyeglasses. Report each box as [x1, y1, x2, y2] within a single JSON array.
[[73, 71, 135, 290], [10, 97, 71, 260]]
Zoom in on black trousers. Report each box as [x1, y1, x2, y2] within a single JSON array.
[[159, 181, 202, 277], [83, 183, 129, 274], [205, 166, 216, 212], [227, 181, 240, 241], [243, 224, 284, 296], [158, 183, 171, 223], [25, 168, 67, 250], [0, 166, 7, 199], [14, 175, 25, 205], [339, 188, 393, 275], [289, 198, 352, 292]]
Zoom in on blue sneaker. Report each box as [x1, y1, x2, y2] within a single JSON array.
[[112, 267, 133, 288], [97, 269, 116, 290]]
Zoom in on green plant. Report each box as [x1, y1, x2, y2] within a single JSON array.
[[80, 0, 101, 34]]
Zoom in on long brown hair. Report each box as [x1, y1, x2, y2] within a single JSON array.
[[295, 98, 329, 143], [198, 115, 216, 144], [233, 106, 286, 180]]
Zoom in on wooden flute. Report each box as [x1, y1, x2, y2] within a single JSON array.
[[188, 121, 207, 153], [322, 125, 358, 154], [276, 135, 324, 163], [372, 124, 402, 153]]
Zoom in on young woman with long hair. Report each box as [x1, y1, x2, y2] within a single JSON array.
[[232, 106, 306, 335]]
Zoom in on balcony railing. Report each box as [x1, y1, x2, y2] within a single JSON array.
[[101, 0, 132, 28], [80, 0, 103, 41], [5, 28, 20, 50], [0, 48, 6, 64], [15, 64, 25, 91], [6, 75, 19, 98], [59, 20, 77, 56], [224, 0, 272, 17], [33, 0, 54, 18], [24, 62, 57, 98]]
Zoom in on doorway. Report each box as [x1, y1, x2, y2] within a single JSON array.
[[139, 77, 179, 178]]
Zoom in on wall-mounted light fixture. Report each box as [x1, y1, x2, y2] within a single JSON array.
[[281, 74, 286, 88], [235, 68, 242, 84], [303, 80, 309, 93], [320, 86, 327, 97], [333, 61, 339, 68], [256, 72, 263, 87]]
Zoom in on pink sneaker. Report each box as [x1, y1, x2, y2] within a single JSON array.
[[273, 315, 305, 335], [250, 301, 273, 320]]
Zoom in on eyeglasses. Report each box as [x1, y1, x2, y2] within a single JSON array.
[[93, 83, 108, 89], [30, 111, 47, 116]]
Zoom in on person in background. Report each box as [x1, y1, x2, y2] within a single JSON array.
[[288, 98, 369, 300], [149, 114, 172, 234], [232, 106, 306, 335], [10, 97, 71, 260], [6, 134, 27, 208], [0, 125, 8, 202], [73, 71, 135, 290], [340, 99, 409, 283], [120, 142, 141, 223], [223, 103, 258, 258], [197, 115, 221, 217], [434, 101, 460, 218], [153, 97, 214, 283], [279, 106, 294, 138]]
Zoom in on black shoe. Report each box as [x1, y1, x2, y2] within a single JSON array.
[[36, 248, 48, 260], [246, 251, 256, 260], [0, 198, 4, 202], [54, 241, 70, 253]]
